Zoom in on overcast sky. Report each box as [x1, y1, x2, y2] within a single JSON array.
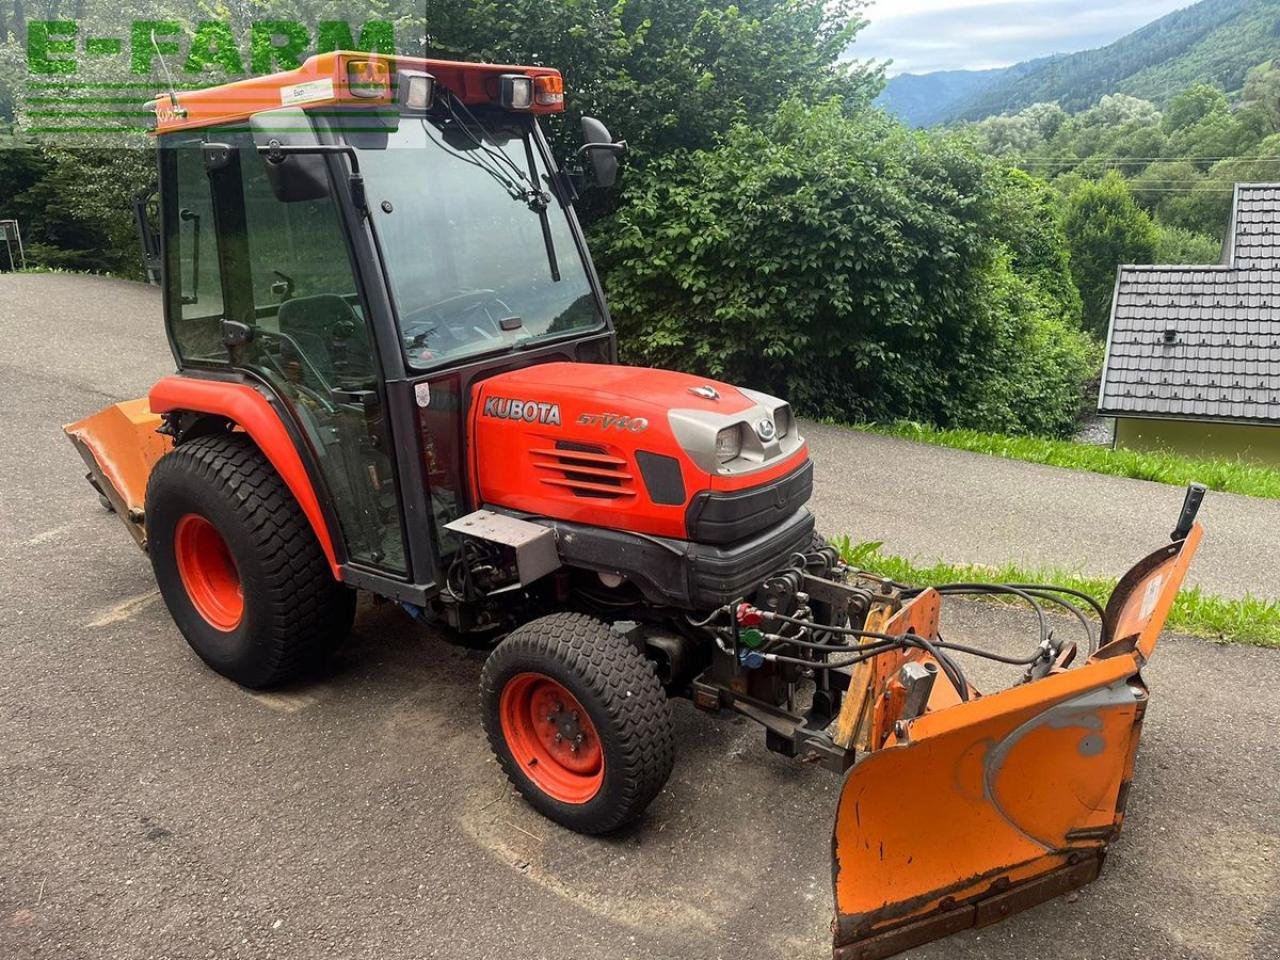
[[853, 0, 1196, 76]]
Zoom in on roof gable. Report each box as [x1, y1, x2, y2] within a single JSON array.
[[1098, 184, 1280, 425], [1229, 185, 1280, 271]]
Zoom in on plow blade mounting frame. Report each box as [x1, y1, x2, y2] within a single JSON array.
[[831, 523, 1203, 960]]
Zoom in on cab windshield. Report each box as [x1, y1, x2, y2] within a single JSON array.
[[350, 112, 602, 369]]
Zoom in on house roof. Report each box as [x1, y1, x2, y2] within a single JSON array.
[[1098, 184, 1280, 425]]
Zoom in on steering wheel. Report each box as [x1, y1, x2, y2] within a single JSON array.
[[400, 289, 516, 358]]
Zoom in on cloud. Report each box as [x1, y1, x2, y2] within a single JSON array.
[[851, 0, 1196, 75]]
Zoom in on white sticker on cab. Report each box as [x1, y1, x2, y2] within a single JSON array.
[[281, 78, 335, 107]]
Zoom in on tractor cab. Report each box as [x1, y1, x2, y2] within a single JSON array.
[[143, 53, 638, 605], [126, 50, 814, 625]]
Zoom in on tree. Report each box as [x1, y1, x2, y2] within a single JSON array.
[[981, 166, 1082, 325], [419, 0, 881, 167], [1063, 173, 1159, 338], [1162, 83, 1229, 133], [1242, 59, 1280, 130], [1155, 225, 1221, 265], [1130, 160, 1202, 211], [595, 99, 1094, 435]]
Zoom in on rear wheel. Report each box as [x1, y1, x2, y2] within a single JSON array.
[[146, 433, 355, 688], [481, 612, 675, 834]]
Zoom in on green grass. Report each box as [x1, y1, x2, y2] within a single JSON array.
[[3, 266, 118, 278], [831, 537, 1280, 649], [856, 421, 1280, 502]]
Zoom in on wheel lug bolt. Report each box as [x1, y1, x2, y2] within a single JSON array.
[[554, 733, 563, 742]]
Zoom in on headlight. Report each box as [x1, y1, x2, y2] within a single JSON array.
[[715, 425, 743, 463], [774, 405, 793, 439]]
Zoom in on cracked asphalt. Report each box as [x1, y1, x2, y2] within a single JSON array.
[[1, 274, 1277, 960]]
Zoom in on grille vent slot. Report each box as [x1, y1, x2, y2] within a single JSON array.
[[530, 442, 636, 500]]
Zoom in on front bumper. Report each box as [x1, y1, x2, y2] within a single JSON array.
[[530, 506, 816, 609]]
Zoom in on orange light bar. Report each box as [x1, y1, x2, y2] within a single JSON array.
[[150, 53, 566, 135]]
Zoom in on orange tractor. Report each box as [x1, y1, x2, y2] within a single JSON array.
[[67, 52, 1205, 958]]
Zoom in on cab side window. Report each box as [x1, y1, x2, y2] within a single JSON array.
[[213, 127, 406, 575], [162, 138, 228, 364], [206, 129, 370, 395]]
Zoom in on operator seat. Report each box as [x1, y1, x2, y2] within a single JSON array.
[[276, 293, 375, 389]]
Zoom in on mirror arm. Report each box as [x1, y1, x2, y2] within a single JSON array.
[[551, 168, 580, 204], [576, 140, 628, 160], [257, 141, 362, 175]]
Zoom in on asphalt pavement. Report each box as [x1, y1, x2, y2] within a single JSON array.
[[2, 273, 1278, 960], [804, 424, 1280, 601]]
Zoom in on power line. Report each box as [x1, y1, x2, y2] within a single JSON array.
[[1009, 156, 1280, 165]]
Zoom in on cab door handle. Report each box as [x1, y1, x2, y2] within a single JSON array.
[[330, 388, 380, 409]]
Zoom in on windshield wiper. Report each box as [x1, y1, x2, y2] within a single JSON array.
[[440, 93, 561, 283], [521, 133, 560, 283]]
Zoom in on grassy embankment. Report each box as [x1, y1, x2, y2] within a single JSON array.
[[859, 422, 1280, 501], [833, 538, 1280, 649]]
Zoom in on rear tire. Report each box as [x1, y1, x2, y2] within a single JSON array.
[[146, 433, 355, 688], [481, 612, 675, 834]]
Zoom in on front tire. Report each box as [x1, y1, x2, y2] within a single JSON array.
[[146, 433, 355, 688], [481, 613, 675, 834]]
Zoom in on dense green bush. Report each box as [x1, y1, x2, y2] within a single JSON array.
[[1156, 224, 1221, 265], [595, 100, 1094, 436], [0, 146, 153, 277], [1063, 173, 1159, 338], [422, 0, 878, 165]]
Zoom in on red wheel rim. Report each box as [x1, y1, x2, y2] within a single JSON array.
[[499, 674, 604, 805], [173, 514, 243, 631]]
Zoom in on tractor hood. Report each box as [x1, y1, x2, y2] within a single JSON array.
[[469, 362, 811, 541]]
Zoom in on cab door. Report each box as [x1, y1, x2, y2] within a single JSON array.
[[162, 131, 408, 575]]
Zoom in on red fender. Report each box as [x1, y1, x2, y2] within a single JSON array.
[[149, 376, 342, 578]]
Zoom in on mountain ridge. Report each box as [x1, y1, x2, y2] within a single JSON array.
[[877, 0, 1280, 127]]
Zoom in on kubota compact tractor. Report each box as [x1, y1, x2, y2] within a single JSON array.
[[67, 52, 1206, 958]]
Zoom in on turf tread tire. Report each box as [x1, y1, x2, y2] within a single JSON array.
[[146, 433, 354, 688], [481, 612, 675, 835]]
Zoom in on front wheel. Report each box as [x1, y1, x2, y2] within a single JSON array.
[[481, 612, 675, 834]]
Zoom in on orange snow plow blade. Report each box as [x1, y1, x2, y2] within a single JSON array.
[[831, 521, 1203, 960], [64, 398, 171, 548]]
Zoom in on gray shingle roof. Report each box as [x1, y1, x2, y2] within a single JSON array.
[[1098, 184, 1280, 424]]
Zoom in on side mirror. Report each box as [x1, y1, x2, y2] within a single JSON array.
[[250, 107, 330, 202], [578, 116, 627, 189]]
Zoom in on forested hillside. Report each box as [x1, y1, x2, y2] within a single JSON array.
[[963, 60, 1280, 334], [914, 0, 1280, 124], [876, 65, 1016, 128]]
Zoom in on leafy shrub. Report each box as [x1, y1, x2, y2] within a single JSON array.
[[595, 99, 1094, 436], [1156, 225, 1222, 265], [0, 146, 152, 278], [1063, 173, 1159, 337]]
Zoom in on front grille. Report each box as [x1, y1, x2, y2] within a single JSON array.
[[531, 442, 637, 500]]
